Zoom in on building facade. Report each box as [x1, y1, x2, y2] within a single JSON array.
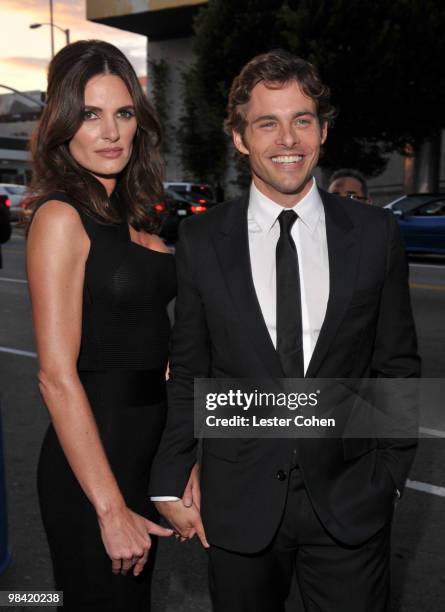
[[0, 91, 43, 185]]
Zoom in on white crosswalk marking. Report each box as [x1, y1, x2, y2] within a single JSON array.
[[0, 346, 36, 358], [0, 277, 27, 284], [406, 480, 445, 498]]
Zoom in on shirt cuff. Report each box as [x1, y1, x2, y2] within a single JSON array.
[[150, 496, 181, 501]]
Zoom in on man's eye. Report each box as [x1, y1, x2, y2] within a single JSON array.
[[260, 122, 275, 128], [296, 118, 310, 126]]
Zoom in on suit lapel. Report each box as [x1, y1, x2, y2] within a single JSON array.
[[213, 195, 285, 378], [306, 190, 361, 377]]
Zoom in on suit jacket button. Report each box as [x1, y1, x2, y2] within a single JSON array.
[[276, 470, 287, 481]]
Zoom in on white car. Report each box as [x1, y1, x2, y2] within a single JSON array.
[[0, 184, 27, 222]]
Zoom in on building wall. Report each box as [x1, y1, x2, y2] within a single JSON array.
[[87, 0, 207, 20], [367, 130, 445, 205], [0, 91, 41, 184]]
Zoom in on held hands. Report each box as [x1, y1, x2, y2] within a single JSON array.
[[98, 504, 173, 576], [182, 463, 201, 511], [154, 464, 209, 548]]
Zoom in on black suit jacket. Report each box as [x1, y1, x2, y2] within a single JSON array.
[[150, 188, 420, 553]]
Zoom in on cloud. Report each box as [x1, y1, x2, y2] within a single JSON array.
[[0, 0, 148, 91], [3, 56, 48, 69], [1, 0, 44, 12]]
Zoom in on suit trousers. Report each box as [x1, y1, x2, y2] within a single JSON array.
[[208, 467, 391, 612]]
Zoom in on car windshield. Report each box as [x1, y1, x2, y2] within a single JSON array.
[[392, 195, 444, 214], [169, 185, 187, 194], [166, 189, 187, 202], [2, 185, 26, 195], [412, 200, 445, 216]]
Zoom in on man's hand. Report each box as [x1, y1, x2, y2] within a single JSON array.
[[182, 463, 201, 510], [154, 500, 209, 548]]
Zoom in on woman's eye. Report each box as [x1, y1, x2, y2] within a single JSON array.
[[83, 110, 98, 121], [118, 109, 135, 119]]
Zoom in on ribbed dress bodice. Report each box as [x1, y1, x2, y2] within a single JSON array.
[[35, 191, 176, 371]]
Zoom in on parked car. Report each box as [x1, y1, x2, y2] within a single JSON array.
[[158, 187, 219, 243], [163, 182, 217, 206], [0, 184, 27, 222], [385, 193, 445, 255]]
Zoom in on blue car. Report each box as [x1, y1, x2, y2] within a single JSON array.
[[385, 193, 445, 255]]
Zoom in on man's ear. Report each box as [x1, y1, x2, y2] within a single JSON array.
[[233, 129, 250, 156], [320, 121, 328, 145]]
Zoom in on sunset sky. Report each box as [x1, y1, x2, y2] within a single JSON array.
[[0, 0, 147, 94]]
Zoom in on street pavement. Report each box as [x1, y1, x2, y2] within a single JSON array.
[[0, 228, 444, 611]]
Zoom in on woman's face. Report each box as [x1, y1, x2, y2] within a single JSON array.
[[69, 73, 137, 185]]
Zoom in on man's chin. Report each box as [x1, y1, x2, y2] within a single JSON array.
[[272, 177, 312, 196]]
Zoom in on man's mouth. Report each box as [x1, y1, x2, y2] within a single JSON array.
[[271, 155, 304, 164]]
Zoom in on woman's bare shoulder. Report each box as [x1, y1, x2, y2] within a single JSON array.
[[28, 200, 90, 251], [32, 199, 82, 225]]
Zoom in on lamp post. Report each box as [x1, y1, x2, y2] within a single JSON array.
[[29, 22, 70, 57]]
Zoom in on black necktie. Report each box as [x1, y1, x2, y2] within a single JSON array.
[[276, 210, 304, 378]]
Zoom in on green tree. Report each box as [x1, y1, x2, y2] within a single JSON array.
[[179, 0, 445, 184], [149, 58, 171, 156], [177, 65, 227, 183]]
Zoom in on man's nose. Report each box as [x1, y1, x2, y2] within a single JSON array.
[[277, 124, 299, 148]]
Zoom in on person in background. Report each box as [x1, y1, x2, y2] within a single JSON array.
[[0, 197, 12, 268], [25, 40, 178, 611], [328, 168, 372, 203]]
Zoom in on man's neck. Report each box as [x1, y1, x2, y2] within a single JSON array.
[[252, 176, 314, 208]]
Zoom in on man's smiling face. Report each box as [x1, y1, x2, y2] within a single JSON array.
[[233, 80, 327, 207]]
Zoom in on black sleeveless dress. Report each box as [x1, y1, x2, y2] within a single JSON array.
[[34, 192, 176, 611]]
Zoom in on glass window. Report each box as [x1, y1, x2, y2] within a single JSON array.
[[414, 200, 445, 216], [4, 185, 26, 195]]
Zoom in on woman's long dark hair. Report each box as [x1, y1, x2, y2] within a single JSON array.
[[27, 40, 164, 232]]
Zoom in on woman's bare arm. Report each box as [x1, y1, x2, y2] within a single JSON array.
[[27, 201, 171, 575]]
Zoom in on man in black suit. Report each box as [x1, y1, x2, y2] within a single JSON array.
[[150, 50, 420, 611]]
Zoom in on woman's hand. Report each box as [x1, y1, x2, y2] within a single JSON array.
[[98, 505, 173, 576]]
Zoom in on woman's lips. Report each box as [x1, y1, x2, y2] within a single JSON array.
[[95, 148, 124, 159]]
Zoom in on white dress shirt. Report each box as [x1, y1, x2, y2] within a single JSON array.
[[151, 177, 330, 501], [248, 178, 329, 373]]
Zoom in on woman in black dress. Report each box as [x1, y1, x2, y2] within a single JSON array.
[[26, 40, 176, 611]]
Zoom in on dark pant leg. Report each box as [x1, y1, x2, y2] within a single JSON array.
[[208, 466, 391, 612], [285, 469, 391, 612], [296, 527, 391, 612], [207, 463, 301, 612], [208, 544, 295, 612]]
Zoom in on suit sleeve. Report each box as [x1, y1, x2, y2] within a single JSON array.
[[149, 220, 211, 497], [371, 210, 421, 494]]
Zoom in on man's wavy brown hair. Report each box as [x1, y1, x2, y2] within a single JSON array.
[[26, 40, 164, 232], [224, 49, 337, 137]]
